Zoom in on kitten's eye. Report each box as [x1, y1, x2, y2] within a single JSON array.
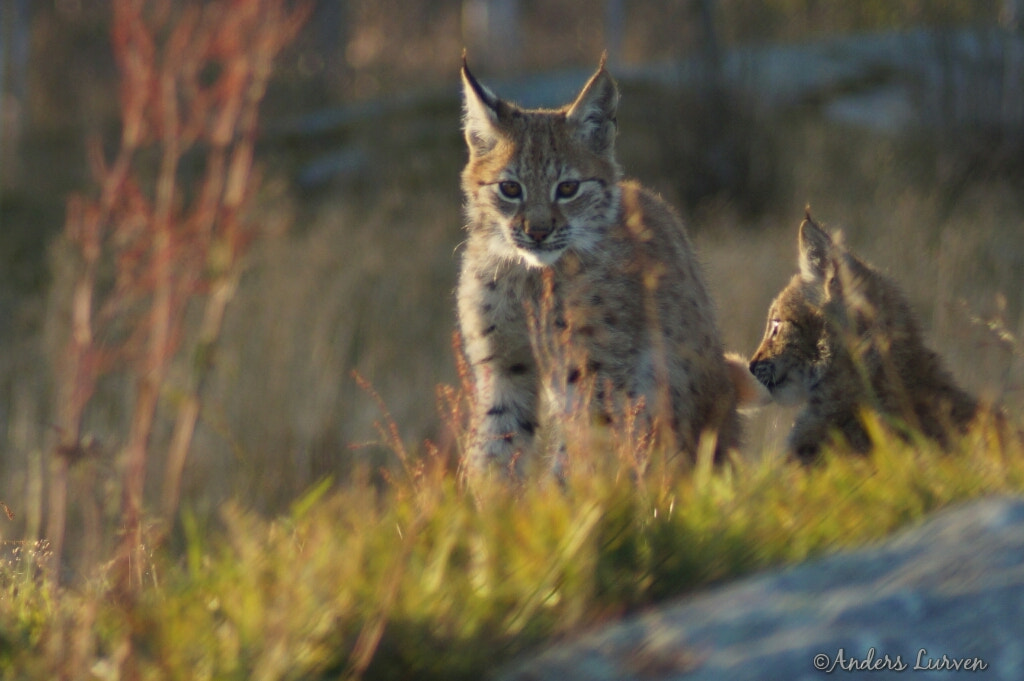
[[498, 181, 522, 199], [556, 180, 580, 199], [770, 319, 781, 337]]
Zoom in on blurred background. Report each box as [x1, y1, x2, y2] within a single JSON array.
[[1, 0, 1023, 535]]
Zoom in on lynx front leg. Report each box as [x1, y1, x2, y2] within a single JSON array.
[[466, 357, 540, 478], [786, 410, 831, 464], [788, 404, 870, 464], [459, 271, 542, 478]]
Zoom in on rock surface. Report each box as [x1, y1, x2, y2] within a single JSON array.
[[500, 496, 1024, 680]]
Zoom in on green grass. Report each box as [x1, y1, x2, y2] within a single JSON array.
[[2, 414, 1021, 680]]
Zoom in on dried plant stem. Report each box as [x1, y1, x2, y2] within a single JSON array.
[[47, 149, 125, 582], [161, 273, 237, 519], [160, 3, 283, 519], [48, 0, 309, 596], [113, 19, 182, 595]]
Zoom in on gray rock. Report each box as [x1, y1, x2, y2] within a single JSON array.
[[500, 496, 1024, 680]]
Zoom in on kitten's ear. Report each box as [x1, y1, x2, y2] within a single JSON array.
[[798, 211, 836, 285], [461, 56, 504, 156], [566, 56, 618, 157]]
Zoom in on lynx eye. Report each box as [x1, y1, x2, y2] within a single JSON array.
[[555, 180, 580, 199], [498, 181, 523, 199]]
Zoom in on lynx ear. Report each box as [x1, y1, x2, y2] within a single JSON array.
[[798, 213, 836, 285], [566, 57, 618, 157], [461, 56, 504, 156]]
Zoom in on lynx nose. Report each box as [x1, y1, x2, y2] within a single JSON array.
[[749, 359, 776, 390], [522, 219, 554, 244]]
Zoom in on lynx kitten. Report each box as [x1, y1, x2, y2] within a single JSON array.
[[749, 213, 983, 461], [458, 57, 756, 478]]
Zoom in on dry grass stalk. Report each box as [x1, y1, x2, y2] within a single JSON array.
[[48, 0, 309, 596]]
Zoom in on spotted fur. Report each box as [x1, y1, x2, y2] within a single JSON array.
[[458, 58, 753, 478]]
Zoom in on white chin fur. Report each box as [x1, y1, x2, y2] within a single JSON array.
[[518, 247, 564, 268], [769, 380, 809, 406]]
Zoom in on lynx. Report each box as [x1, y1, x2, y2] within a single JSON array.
[[749, 213, 981, 462], [458, 56, 759, 479]]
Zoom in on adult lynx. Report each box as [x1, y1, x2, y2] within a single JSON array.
[[458, 57, 757, 479]]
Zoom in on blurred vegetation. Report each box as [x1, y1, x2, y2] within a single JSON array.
[[0, 0, 1023, 677], [2, 417, 1022, 679]]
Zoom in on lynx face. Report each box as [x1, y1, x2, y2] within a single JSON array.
[[749, 279, 826, 406], [461, 60, 622, 268]]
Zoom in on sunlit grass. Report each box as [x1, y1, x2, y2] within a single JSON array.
[[2, 413, 1020, 680]]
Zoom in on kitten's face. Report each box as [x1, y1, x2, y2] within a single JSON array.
[[461, 62, 622, 268], [464, 117, 620, 267]]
